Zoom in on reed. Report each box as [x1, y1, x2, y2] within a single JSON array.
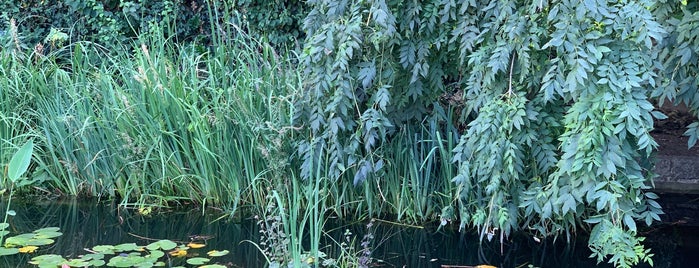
[[0, 8, 469, 266], [1, 15, 301, 213]]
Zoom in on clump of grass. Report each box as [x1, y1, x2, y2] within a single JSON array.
[[0, 13, 302, 212]]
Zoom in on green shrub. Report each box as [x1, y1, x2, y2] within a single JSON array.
[[0, 0, 308, 50]]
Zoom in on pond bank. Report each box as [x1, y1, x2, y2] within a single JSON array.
[[1, 195, 698, 267]]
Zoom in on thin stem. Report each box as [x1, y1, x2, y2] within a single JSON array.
[[508, 51, 517, 97], [0, 186, 14, 246]]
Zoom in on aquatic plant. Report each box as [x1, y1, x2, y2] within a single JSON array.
[[28, 239, 230, 267], [0, 139, 64, 259], [1, 139, 35, 245]]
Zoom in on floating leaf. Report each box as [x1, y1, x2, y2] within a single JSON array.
[[34, 228, 63, 239], [81, 253, 105, 261], [114, 243, 139, 252], [19, 245, 38, 253], [63, 258, 89, 267], [199, 265, 227, 268], [186, 242, 206, 249], [92, 245, 116, 254], [0, 247, 20, 256], [169, 249, 187, 257], [87, 259, 106, 266], [30, 254, 67, 266], [146, 240, 177, 251], [186, 257, 209, 265], [206, 250, 229, 257], [107, 255, 147, 267], [147, 250, 164, 259]]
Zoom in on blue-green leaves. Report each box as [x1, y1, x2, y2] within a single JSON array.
[[300, 1, 687, 267]]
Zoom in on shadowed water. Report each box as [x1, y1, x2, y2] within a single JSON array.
[[1, 196, 697, 267]]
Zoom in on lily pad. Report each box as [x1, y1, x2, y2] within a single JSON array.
[[26, 238, 55, 246], [107, 255, 148, 267], [200, 265, 227, 268], [64, 258, 89, 267], [186, 257, 210, 265], [146, 239, 177, 251], [33, 227, 62, 239], [87, 259, 106, 266], [168, 248, 187, 257], [18, 245, 39, 253], [114, 243, 140, 252], [206, 250, 229, 257], [187, 242, 206, 248], [92, 245, 116, 254], [33, 227, 60, 233], [146, 250, 165, 259], [81, 253, 105, 261], [30, 254, 67, 267], [0, 247, 20, 256]]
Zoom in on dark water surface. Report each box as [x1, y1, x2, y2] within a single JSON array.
[[1, 194, 698, 267]]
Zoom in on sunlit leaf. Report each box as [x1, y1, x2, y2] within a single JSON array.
[[206, 250, 229, 257], [168, 249, 187, 257], [186, 242, 206, 249], [18, 245, 38, 253]]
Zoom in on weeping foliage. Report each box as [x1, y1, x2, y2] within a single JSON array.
[[297, 0, 698, 267]]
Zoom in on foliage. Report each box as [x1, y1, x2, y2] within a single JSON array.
[[0, 0, 201, 46], [0, 17, 302, 211], [297, 0, 694, 267], [236, 0, 309, 48], [0, 227, 61, 257], [27, 239, 229, 267], [0, 0, 307, 50], [653, 1, 699, 147], [1, 139, 35, 246]]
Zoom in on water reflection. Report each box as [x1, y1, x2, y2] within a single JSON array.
[[1, 197, 697, 267]]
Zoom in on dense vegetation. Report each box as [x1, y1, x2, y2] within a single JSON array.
[[1, 0, 698, 267]]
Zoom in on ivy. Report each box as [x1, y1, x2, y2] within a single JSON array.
[[298, 0, 693, 267]]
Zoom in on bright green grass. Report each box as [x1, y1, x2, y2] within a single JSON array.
[[0, 23, 301, 213], [0, 14, 459, 225]]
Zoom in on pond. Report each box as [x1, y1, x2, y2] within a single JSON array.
[[1, 195, 697, 267]]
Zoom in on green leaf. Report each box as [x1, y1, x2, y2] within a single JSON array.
[[186, 257, 210, 265], [146, 240, 177, 251], [114, 243, 140, 252], [0, 247, 19, 256], [199, 265, 227, 268], [623, 214, 637, 232], [8, 139, 34, 183], [206, 250, 229, 257]]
